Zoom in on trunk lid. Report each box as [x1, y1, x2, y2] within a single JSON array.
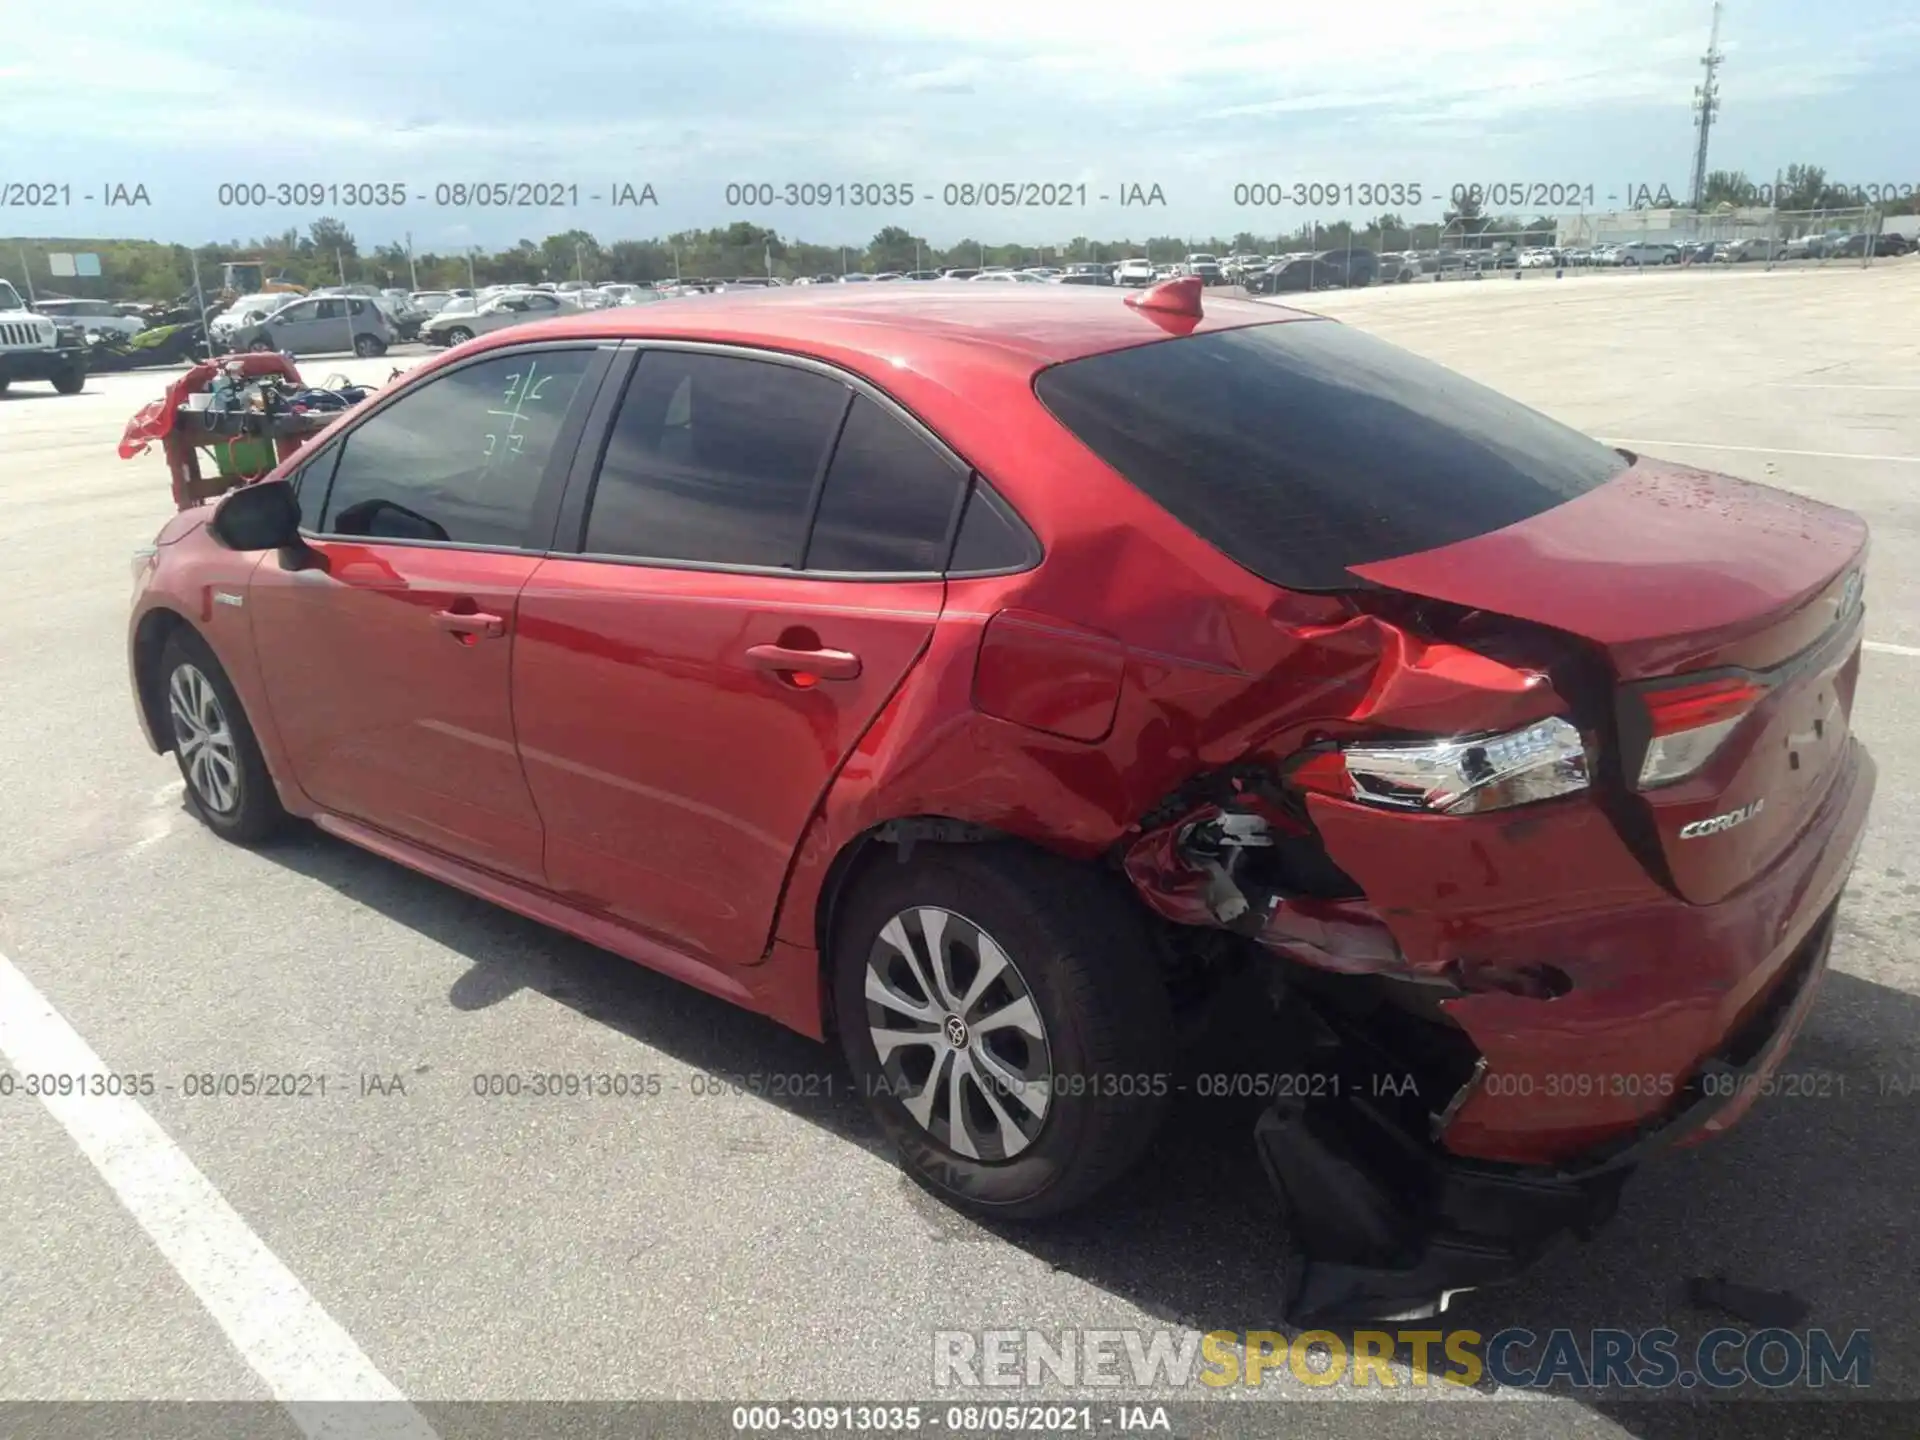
[[1350, 458, 1869, 904]]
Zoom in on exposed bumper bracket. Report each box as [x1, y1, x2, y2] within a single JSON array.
[[1256, 901, 1839, 1323], [1255, 1094, 1627, 1322]]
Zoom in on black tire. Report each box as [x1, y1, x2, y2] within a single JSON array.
[[157, 628, 288, 845], [249, 336, 275, 353], [0, 376, 10, 394], [445, 326, 474, 345], [833, 843, 1175, 1221], [52, 363, 85, 395], [353, 333, 384, 358]]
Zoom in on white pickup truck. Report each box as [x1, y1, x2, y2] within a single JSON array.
[[0, 279, 88, 394]]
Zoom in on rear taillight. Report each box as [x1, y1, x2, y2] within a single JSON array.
[[1287, 716, 1589, 816], [1636, 676, 1767, 789]]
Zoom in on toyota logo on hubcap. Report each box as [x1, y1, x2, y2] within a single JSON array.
[[943, 1014, 970, 1048]]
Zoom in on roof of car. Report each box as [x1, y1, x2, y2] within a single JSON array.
[[452, 281, 1317, 376]]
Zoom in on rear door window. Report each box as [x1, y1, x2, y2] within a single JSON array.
[[582, 351, 849, 567], [1033, 318, 1630, 591], [803, 395, 967, 573]]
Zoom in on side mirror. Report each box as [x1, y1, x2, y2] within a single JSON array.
[[210, 478, 304, 552]]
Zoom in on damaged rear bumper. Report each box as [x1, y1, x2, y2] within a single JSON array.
[[1258, 897, 1841, 1321]]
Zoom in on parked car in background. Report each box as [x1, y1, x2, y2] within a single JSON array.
[[1184, 254, 1226, 286], [209, 294, 293, 347], [904, 270, 943, 281], [1247, 256, 1335, 293], [1831, 232, 1913, 258], [228, 295, 395, 357], [409, 291, 457, 315], [1253, 249, 1378, 291], [33, 297, 147, 341], [939, 268, 981, 281], [372, 290, 429, 340], [1113, 258, 1156, 287], [1371, 252, 1421, 283], [420, 289, 569, 346], [970, 270, 1044, 282], [0, 277, 88, 394], [1056, 263, 1114, 287], [1615, 242, 1681, 267], [1318, 247, 1379, 287]]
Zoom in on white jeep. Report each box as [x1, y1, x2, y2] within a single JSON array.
[[0, 280, 88, 395]]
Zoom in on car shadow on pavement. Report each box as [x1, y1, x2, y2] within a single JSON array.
[[263, 825, 1916, 1431]]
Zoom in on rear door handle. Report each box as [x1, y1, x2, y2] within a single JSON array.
[[744, 644, 862, 681], [432, 608, 506, 640]]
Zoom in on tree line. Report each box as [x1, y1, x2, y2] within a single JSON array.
[[7, 163, 1909, 302]]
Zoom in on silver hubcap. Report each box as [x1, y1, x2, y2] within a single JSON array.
[[168, 663, 241, 815], [864, 907, 1052, 1162]]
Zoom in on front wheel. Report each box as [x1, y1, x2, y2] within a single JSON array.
[[158, 628, 288, 845], [833, 844, 1175, 1220], [249, 336, 275, 353], [52, 363, 85, 394], [444, 326, 474, 345]]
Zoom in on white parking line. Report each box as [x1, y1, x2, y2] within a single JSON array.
[[1865, 641, 1920, 658], [1600, 439, 1920, 464], [0, 949, 438, 1440]]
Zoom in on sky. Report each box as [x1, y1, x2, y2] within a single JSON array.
[[3, 0, 1916, 253]]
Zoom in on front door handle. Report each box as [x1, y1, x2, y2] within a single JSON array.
[[432, 608, 506, 640], [744, 643, 862, 681]]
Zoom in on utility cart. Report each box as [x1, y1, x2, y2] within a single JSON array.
[[117, 354, 360, 510]]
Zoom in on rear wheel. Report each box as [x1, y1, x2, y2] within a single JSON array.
[[0, 377, 10, 394], [158, 628, 288, 845], [353, 333, 385, 358], [249, 336, 275, 353], [833, 844, 1175, 1220]]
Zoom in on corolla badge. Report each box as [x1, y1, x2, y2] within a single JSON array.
[[1679, 798, 1765, 839]]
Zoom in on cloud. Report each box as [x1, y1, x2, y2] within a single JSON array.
[[3, 0, 1916, 246]]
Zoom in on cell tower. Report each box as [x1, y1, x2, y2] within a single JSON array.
[[1689, 1, 1725, 210]]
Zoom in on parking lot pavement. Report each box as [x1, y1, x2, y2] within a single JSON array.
[[3, 265, 1918, 1433]]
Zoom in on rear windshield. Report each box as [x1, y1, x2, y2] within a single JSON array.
[[1033, 319, 1630, 591]]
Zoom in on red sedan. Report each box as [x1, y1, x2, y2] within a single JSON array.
[[128, 278, 1874, 1320]]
